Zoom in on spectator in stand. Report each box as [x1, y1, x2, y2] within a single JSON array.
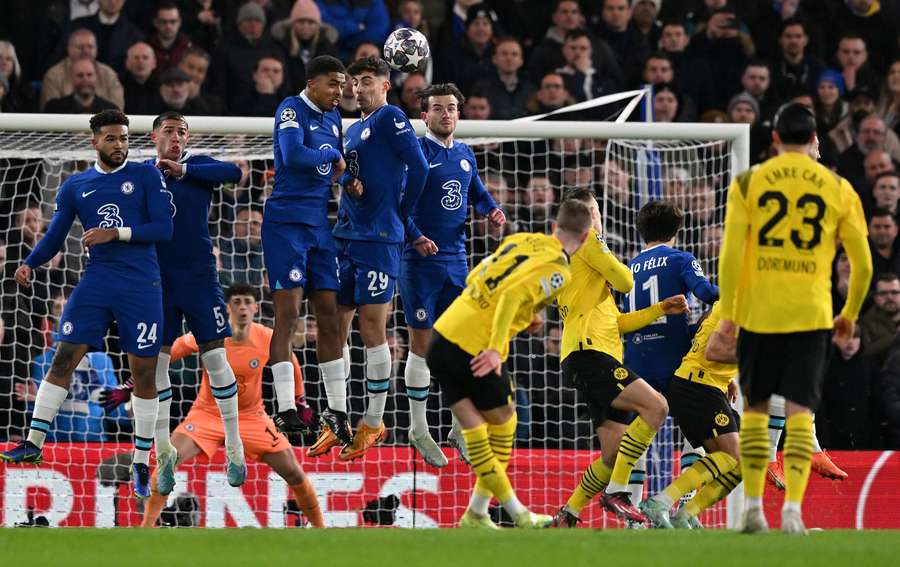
[[0, 41, 36, 112], [659, 20, 715, 113], [861, 273, 900, 368], [739, 61, 780, 128], [67, 0, 144, 73], [41, 28, 123, 110], [148, 2, 193, 73], [864, 150, 897, 189], [525, 73, 574, 117], [180, 0, 226, 54], [436, 4, 497, 96], [0, 74, 7, 111], [209, 2, 284, 112], [831, 0, 895, 73], [833, 32, 882, 96], [592, 0, 649, 87], [555, 29, 621, 106], [530, 1, 592, 82], [435, 0, 482, 48], [815, 69, 848, 136], [392, 0, 428, 37], [147, 67, 215, 115], [351, 41, 381, 61], [772, 18, 825, 100], [220, 205, 265, 286], [178, 47, 226, 115], [43, 57, 118, 113], [473, 37, 533, 120], [338, 75, 359, 117], [120, 42, 157, 115], [398, 72, 427, 118], [876, 59, 900, 138], [871, 172, 900, 217], [830, 86, 900, 160], [651, 83, 683, 122], [631, 0, 662, 48], [726, 91, 769, 164], [273, 0, 337, 93], [463, 91, 491, 119], [837, 113, 891, 190], [750, 0, 824, 63], [315, 0, 389, 61], [236, 56, 291, 117], [867, 209, 900, 281], [641, 51, 695, 120]]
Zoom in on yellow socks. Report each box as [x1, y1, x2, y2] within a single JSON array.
[[473, 414, 517, 502], [683, 468, 742, 517], [783, 413, 815, 509], [658, 451, 737, 508], [606, 416, 657, 493], [739, 412, 769, 504], [462, 423, 515, 503], [566, 458, 612, 515]]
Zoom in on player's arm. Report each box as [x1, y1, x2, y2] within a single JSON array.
[[181, 156, 243, 186], [705, 325, 738, 363], [838, 185, 874, 324], [92, 167, 174, 246], [22, 182, 76, 272], [679, 252, 719, 304], [617, 295, 688, 334], [388, 108, 429, 219], [584, 236, 633, 293], [468, 158, 504, 223], [717, 173, 751, 325], [276, 102, 342, 169]]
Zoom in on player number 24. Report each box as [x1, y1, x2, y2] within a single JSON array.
[[757, 191, 826, 250], [136, 322, 158, 345]]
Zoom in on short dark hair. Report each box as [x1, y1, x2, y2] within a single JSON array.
[[183, 46, 210, 61], [636, 200, 685, 243], [876, 272, 900, 285], [774, 102, 816, 145], [562, 187, 596, 204], [225, 283, 259, 302], [838, 30, 866, 45], [779, 16, 807, 36], [347, 56, 390, 79], [743, 59, 770, 73], [156, 1, 179, 15], [418, 83, 465, 112], [556, 198, 592, 236], [306, 55, 346, 81], [564, 29, 591, 43], [874, 171, 900, 185], [869, 207, 897, 223], [89, 109, 129, 134], [152, 111, 188, 131], [644, 51, 672, 67]]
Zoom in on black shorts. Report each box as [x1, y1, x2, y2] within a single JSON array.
[[737, 329, 831, 410], [665, 377, 740, 448], [561, 350, 638, 428], [426, 331, 515, 411]]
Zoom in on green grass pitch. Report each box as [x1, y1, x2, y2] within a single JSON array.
[[2, 529, 899, 567]]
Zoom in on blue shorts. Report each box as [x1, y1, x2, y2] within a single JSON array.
[[399, 258, 468, 329], [161, 269, 231, 346], [336, 238, 400, 306], [58, 272, 163, 356], [262, 219, 340, 292]]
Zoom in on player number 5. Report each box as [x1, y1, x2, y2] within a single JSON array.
[[213, 306, 226, 328]]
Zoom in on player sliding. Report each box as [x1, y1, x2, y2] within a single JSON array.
[[640, 301, 742, 529], [550, 189, 678, 527], [399, 83, 505, 467], [1, 110, 173, 500], [103, 285, 324, 528], [148, 111, 247, 493], [428, 199, 592, 529], [264, 56, 350, 452], [716, 102, 873, 534], [318, 55, 429, 461]]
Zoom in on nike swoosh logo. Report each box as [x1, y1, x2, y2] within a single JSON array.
[[429, 163, 442, 168], [394, 119, 406, 129], [216, 326, 228, 334], [310, 125, 319, 130], [82, 190, 97, 197], [371, 290, 387, 297], [137, 343, 155, 350]]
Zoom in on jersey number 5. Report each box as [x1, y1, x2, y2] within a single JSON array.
[[757, 191, 826, 250]]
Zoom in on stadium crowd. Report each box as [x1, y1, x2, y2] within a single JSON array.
[[1, 0, 900, 451]]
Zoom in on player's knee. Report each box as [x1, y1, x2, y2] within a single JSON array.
[[643, 395, 668, 429], [280, 466, 305, 486]]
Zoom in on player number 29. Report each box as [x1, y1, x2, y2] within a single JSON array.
[[367, 270, 389, 292], [136, 322, 158, 345]]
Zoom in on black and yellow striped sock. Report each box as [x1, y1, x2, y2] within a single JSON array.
[[661, 451, 738, 505], [473, 414, 517, 500], [784, 413, 815, 507], [566, 458, 613, 515], [462, 423, 514, 503], [683, 468, 742, 517], [607, 416, 657, 492], [740, 412, 769, 501]]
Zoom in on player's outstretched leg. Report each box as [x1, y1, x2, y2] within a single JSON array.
[[262, 449, 325, 528], [201, 345, 246, 486], [405, 351, 447, 468], [673, 468, 742, 528], [461, 414, 519, 527], [130, 354, 164, 500], [339, 344, 390, 461], [552, 455, 613, 528], [154, 351, 177, 495], [308, 342, 354, 457], [781, 411, 814, 535], [739, 411, 770, 533]]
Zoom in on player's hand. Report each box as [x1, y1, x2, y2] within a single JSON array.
[[157, 159, 184, 179], [98, 377, 134, 410], [661, 294, 688, 315], [470, 349, 502, 378], [344, 178, 364, 199], [296, 395, 318, 433], [14, 381, 37, 403], [832, 315, 855, 349], [706, 319, 738, 363], [727, 380, 739, 404], [15, 264, 33, 288], [412, 235, 438, 256], [526, 312, 544, 334], [82, 228, 119, 249], [332, 156, 346, 182], [487, 208, 506, 228]]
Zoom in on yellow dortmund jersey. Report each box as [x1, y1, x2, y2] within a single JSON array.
[[558, 229, 634, 362], [718, 151, 873, 333], [434, 232, 571, 360], [674, 302, 737, 393]]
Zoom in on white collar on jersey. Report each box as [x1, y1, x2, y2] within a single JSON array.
[[361, 101, 388, 121], [93, 160, 128, 175], [640, 243, 669, 254], [154, 151, 193, 165], [299, 90, 325, 114], [425, 130, 454, 149]]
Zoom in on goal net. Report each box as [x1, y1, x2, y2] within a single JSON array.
[[0, 115, 748, 528]]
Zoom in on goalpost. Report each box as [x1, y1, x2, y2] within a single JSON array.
[[0, 114, 749, 528]]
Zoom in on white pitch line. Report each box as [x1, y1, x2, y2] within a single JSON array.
[[855, 450, 894, 530]]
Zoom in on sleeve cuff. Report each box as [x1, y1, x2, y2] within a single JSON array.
[[117, 227, 133, 242]]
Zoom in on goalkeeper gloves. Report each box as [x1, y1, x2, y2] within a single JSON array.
[[99, 377, 134, 410]]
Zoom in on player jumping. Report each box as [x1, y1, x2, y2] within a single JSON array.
[[148, 111, 247, 493], [317, 56, 429, 461], [1, 110, 173, 499], [429, 199, 592, 529], [716, 103, 872, 534], [399, 83, 505, 467]]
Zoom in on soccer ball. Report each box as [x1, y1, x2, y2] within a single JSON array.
[[383, 28, 430, 73]]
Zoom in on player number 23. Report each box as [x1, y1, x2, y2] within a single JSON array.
[[757, 191, 826, 250]]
